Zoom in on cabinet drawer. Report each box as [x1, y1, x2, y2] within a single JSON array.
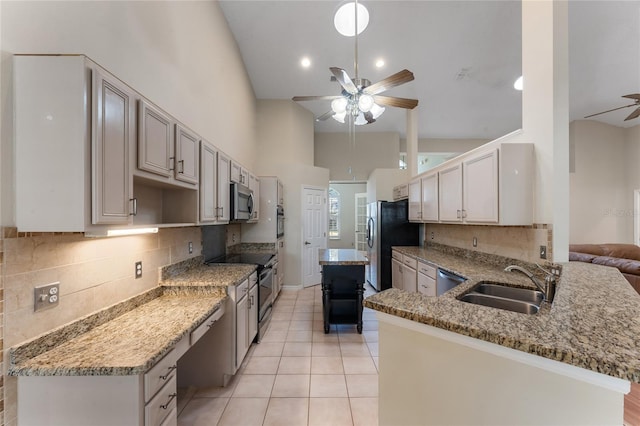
[[145, 375, 177, 426], [159, 406, 177, 426], [402, 255, 417, 269], [418, 274, 436, 297], [418, 261, 436, 279], [235, 279, 249, 300], [249, 271, 258, 288], [190, 304, 226, 345], [173, 334, 190, 360], [144, 350, 177, 403], [391, 250, 402, 261]]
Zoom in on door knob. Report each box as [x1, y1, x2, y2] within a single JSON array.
[[304, 241, 311, 245]]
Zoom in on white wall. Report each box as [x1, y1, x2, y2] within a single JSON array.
[[400, 138, 489, 153], [1, 1, 257, 225], [569, 120, 629, 244], [328, 183, 366, 249], [626, 124, 640, 242], [315, 132, 399, 181], [367, 169, 409, 204]]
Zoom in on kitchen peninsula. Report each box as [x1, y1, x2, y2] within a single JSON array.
[[365, 245, 640, 425]]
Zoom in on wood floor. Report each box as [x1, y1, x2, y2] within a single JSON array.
[[625, 382, 640, 425]]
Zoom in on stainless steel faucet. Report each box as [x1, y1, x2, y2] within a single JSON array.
[[504, 265, 556, 302]]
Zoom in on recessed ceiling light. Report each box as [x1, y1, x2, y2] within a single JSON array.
[[514, 75, 523, 91], [301, 57, 311, 68], [334, 2, 369, 37], [375, 59, 385, 68]]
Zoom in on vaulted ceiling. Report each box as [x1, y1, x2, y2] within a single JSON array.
[[220, 0, 639, 140]]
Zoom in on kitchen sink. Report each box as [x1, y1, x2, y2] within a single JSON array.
[[459, 282, 543, 315]]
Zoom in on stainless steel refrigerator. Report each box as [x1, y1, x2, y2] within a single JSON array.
[[366, 200, 420, 291]]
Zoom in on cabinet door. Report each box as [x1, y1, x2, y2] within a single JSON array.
[[418, 273, 436, 297], [408, 179, 422, 221], [230, 161, 242, 184], [402, 264, 417, 293], [217, 152, 231, 222], [392, 258, 403, 290], [421, 173, 439, 222], [236, 294, 249, 368], [199, 141, 217, 223], [278, 239, 285, 289], [463, 149, 499, 223], [248, 284, 258, 343], [138, 100, 173, 177], [439, 164, 463, 222], [92, 68, 133, 225], [175, 123, 199, 185]]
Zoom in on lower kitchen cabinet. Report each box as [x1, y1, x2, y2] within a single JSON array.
[[391, 257, 403, 290], [417, 260, 437, 297], [402, 263, 417, 293]]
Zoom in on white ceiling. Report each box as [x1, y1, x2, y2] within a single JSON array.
[[220, 0, 640, 140]]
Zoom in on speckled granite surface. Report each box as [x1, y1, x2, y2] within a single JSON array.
[[9, 261, 257, 377], [319, 249, 370, 265], [365, 246, 640, 383]]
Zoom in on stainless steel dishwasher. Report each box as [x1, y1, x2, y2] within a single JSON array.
[[436, 269, 465, 295]]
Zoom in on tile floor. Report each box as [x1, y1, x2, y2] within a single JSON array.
[[178, 284, 379, 426]]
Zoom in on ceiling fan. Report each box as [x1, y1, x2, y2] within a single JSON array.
[[584, 94, 640, 121], [292, 0, 418, 125]]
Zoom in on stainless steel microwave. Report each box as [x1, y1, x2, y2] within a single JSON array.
[[231, 182, 254, 221]]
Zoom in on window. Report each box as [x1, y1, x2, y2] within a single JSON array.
[[328, 188, 340, 239]]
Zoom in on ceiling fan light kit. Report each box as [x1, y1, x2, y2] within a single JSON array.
[[334, 2, 369, 36]]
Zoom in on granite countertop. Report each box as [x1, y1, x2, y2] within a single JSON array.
[[365, 246, 640, 383], [9, 261, 257, 376], [319, 248, 370, 265]]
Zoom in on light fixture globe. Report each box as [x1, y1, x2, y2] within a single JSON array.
[[358, 94, 374, 112], [334, 2, 369, 37], [331, 97, 348, 113]]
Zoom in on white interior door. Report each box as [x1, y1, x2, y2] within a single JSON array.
[[302, 186, 327, 287], [355, 193, 367, 250]]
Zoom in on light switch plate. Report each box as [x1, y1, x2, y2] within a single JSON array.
[[540, 245, 547, 259], [34, 282, 60, 312]]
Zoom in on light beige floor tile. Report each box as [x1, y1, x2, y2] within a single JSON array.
[[350, 397, 378, 426], [362, 330, 378, 343], [338, 331, 366, 343], [313, 305, 323, 313], [178, 397, 229, 426], [242, 356, 281, 375], [252, 342, 284, 357], [308, 398, 353, 426], [340, 342, 371, 357], [282, 341, 312, 356], [194, 374, 239, 398], [342, 357, 378, 375], [292, 311, 314, 321], [286, 330, 313, 342], [293, 304, 315, 312], [272, 304, 294, 313], [272, 311, 293, 321], [367, 342, 379, 356], [346, 375, 378, 397], [263, 398, 309, 426], [278, 356, 311, 374], [289, 320, 313, 331], [310, 374, 348, 397], [260, 329, 288, 343], [312, 342, 342, 357], [362, 320, 378, 331], [313, 331, 339, 343], [217, 397, 269, 426], [313, 312, 325, 322], [278, 291, 297, 300], [311, 357, 344, 375], [268, 320, 290, 331], [271, 374, 310, 397], [232, 375, 275, 397]]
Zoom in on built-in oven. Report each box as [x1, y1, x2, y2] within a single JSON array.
[[276, 205, 285, 238], [230, 182, 254, 221]]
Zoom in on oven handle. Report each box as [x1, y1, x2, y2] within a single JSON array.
[[260, 265, 274, 281]]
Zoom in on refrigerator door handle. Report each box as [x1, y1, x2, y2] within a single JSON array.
[[367, 217, 374, 248]]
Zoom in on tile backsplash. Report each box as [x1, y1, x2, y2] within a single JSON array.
[[424, 223, 553, 264]]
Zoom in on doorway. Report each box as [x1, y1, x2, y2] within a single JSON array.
[[302, 186, 327, 287]]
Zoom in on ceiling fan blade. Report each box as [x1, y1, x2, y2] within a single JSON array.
[[583, 103, 637, 118], [374, 95, 419, 109], [292, 95, 342, 102], [622, 94, 640, 101], [624, 107, 640, 121], [316, 110, 335, 122], [364, 69, 415, 95], [330, 67, 358, 95]]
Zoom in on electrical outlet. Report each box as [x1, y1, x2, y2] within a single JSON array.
[[135, 261, 142, 279], [430, 232, 434, 240], [540, 245, 547, 260], [551, 264, 562, 276], [188, 241, 193, 254], [473, 237, 478, 247], [34, 282, 60, 312]]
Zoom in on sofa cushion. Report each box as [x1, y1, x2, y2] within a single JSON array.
[[569, 243, 640, 262], [592, 256, 640, 276], [569, 252, 598, 263], [569, 244, 607, 257]]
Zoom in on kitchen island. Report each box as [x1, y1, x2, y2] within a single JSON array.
[[319, 249, 369, 333], [365, 245, 640, 425]]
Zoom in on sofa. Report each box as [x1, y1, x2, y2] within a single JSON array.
[[569, 244, 640, 295]]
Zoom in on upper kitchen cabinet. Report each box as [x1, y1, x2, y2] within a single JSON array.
[[420, 172, 439, 222], [408, 179, 422, 221], [438, 163, 463, 222], [462, 149, 499, 223], [199, 140, 230, 224], [230, 160, 249, 186], [175, 123, 199, 185]]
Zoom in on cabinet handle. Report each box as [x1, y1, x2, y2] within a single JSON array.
[[160, 393, 178, 410], [178, 159, 184, 174], [159, 364, 177, 380], [250, 295, 254, 306], [169, 156, 175, 171], [130, 198, 137, 216], [462, 210, 467, 218], [456, 209, 461, 219], [207, 319, 217, 328]]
